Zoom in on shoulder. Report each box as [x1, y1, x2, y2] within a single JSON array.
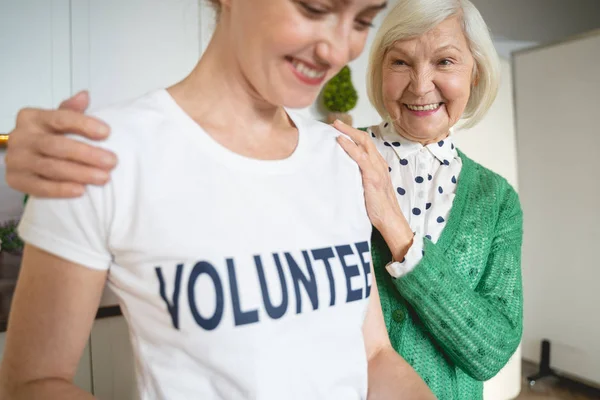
[[288, 110, 341, 141], [458, 150, 522, 215], [86, 90, 171, 152], [287, 110, 352, 157], [287, 110, 365, 181]]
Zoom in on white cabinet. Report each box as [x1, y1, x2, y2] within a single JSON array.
[[1, 0, 207, 396], [0, 0, 72, 221], [0, 0, 71, 134], [74, 340, 94, 393], [70, 0, 202, 110], [90, 316, 136, 400], [1, 0, 203, 127]]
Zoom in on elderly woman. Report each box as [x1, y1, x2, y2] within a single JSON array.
[[335, 0, 523, 398]]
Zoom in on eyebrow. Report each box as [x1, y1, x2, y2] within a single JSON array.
[[435, 44, 462, 53], [365, 2, 388, 12], [336, 0, 388, 12], [387, 46, 408, 56], [387, 44, 462, 56]]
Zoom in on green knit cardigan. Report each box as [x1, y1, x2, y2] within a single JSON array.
[[372, 148, 524, 400]]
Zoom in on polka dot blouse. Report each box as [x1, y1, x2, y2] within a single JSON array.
[[367, 121, 462, 278]]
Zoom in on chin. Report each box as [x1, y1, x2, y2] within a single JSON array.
[[280, 91, 320, 110], [404, 125, 444, 141]]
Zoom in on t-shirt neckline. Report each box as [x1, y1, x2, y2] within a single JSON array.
[[155, 88, 309, 174]]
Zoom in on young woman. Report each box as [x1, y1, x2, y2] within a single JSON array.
[[0, 0, 435, 399]]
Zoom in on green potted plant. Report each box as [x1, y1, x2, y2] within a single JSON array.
[[322, 65, 358, 126], [0, 219, 24, 255]]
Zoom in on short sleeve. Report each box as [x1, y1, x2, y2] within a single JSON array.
[[18, 180, 114, 271]]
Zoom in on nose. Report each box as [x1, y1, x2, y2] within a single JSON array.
[[408, 65, 435, 97], [314, 23, 353, 70]]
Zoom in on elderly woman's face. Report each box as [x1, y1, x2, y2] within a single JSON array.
[[382, 16, 474, 143]]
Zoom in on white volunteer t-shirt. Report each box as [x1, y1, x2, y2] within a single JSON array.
[[18, 90, 373, 400]]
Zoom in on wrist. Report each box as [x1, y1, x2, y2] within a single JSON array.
[[376, 210, 414, 261]]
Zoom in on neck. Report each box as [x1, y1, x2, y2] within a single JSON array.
[[168, 21, 292, 136], [391, 122, 451, 146]]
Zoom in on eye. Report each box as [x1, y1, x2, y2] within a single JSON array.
[[354, 19, 375, 31], [392, 59, 407, 66], [298, 1, 328, 15], [439, 59, 454, 66]]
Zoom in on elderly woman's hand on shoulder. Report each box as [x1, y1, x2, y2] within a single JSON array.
[[335, 120, 414, 258]]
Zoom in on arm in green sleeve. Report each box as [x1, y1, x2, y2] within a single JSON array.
[[393, 188, 523, 381]]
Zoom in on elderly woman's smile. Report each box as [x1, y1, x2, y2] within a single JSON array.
[[404, 102, 444, 114]]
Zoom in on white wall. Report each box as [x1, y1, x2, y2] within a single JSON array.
[[456, 58, 521, 400], [454, 59, 519, 188], [514, 32, 600, 385]]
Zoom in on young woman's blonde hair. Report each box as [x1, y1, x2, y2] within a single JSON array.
[[367, 0, 500, 129]]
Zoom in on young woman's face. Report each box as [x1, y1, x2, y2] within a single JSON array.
[[223, 0, 387, 109]]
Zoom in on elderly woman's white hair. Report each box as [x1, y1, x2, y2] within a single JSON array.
[[367, 0, 500, 129]]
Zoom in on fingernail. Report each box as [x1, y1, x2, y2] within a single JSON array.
[[335, 119, 345, 125], [71, 186, 85, 196], [97, 125, 110, 136], [94, 170, 109, 182], [102, 154, 117, 166]]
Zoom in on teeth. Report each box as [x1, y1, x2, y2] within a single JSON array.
[[292, 59, 326, 79], [406, 103, 442, 111]]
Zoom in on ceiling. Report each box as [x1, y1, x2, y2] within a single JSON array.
[[470, 0, 600, 44]]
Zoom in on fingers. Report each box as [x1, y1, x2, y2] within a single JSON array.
[[34, 134, 117, 170], [5, 97, 115, 198], [4, 148, 109, 187], [333, 119, 369, 147], [337, 135, 368, 166], [16, 108, 110, 141], [46, 108, 110, 140], [33, 155, 110, 185], [59, 91, 90, 112], [5, 172, 85, 198], [335, 120, 391, 183]]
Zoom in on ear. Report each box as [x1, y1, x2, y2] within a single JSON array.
[[471, 64, 479, 87]]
